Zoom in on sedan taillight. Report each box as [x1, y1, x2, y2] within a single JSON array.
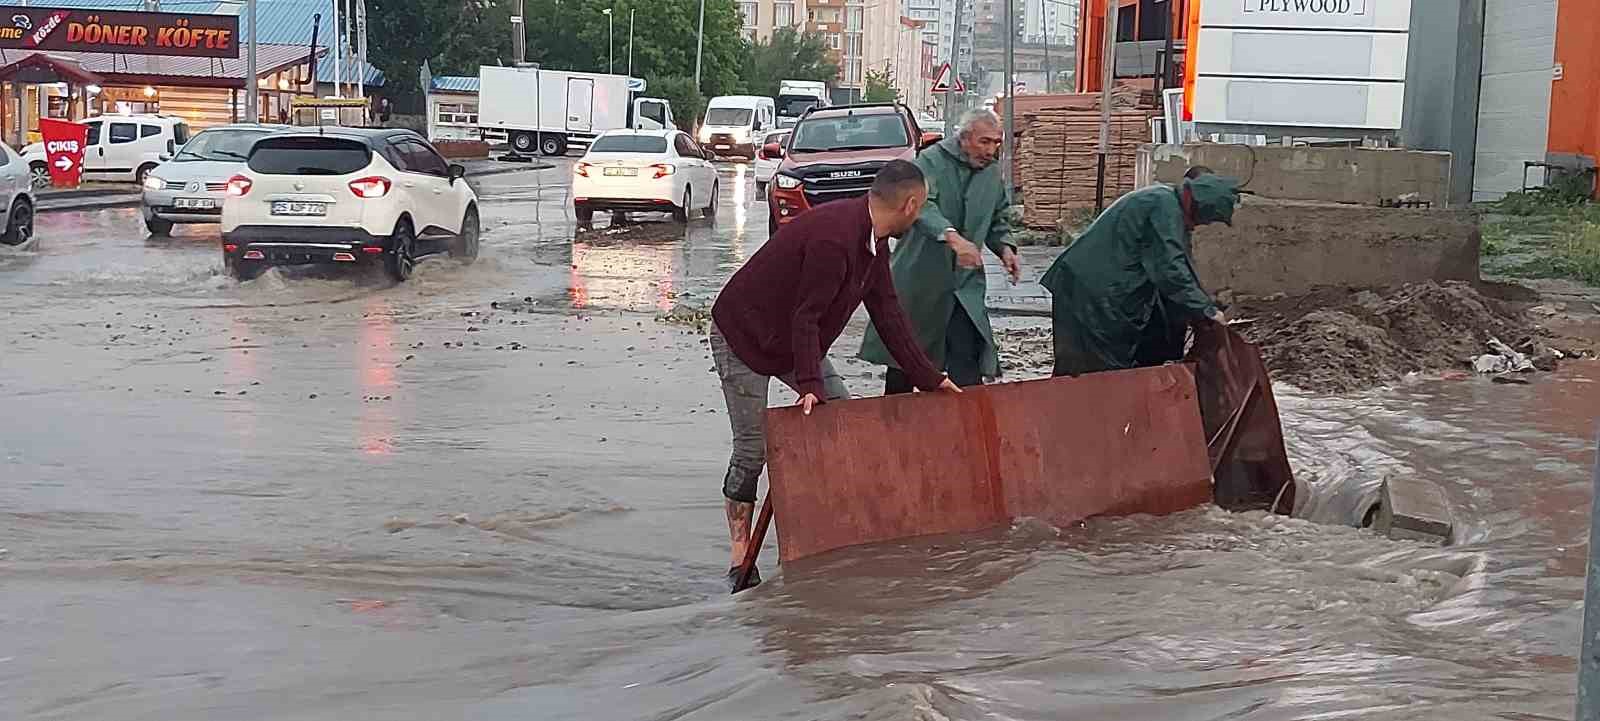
[[348, 176, 392, 198], [650, 163, 675, 179], [225, 175, 252, 197], [575, 161, 593, 177]]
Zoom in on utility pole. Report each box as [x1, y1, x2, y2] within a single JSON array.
[[694, 0, 707, 92], [627, 9, 635, 79], [1580, 432, 1600, 721], [512, 0, 526, 64], [355, 0, 368, 104], [603, 8, 614, 74], [1041, 0, 1049, 93], [245, 0, 257, 122], [1003, 0, 1015, 188], [331, 0, 342, 97], [943, 0, 963, 138], [1094, 0, 1117, 213]]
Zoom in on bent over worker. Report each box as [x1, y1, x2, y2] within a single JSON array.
[[859, 109, 1020, 392], [709, 160, 961, 592], [1039, 173, 1240, 376]]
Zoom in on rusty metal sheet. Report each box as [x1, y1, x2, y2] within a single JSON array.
[[764, 364, 1213, 563], [1187, 324, 1296, 512]]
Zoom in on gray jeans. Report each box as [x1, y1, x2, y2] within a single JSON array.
[[710, 323, 849, 503]]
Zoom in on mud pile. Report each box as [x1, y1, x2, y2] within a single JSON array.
[[1231, 281, 1571, 393], [993, 281, 1585, 393]]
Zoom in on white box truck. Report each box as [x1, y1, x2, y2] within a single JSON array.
[[477, 66, 674, 156], [776, 80, 830, 128]]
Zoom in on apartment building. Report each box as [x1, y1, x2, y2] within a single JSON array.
[[738, 0, 808, 42]]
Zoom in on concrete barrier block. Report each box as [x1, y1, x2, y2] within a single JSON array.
[[1192, 202, 1480, 297], [1373, 475, 1454, 545]]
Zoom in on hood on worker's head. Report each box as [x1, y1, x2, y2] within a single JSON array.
[[1184, 174, 1241, 227]]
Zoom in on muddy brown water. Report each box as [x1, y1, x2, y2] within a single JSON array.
[[0, 164, 1595, 719]]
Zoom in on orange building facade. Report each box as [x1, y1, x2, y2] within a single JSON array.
[[1547, 0, 1600, 194]]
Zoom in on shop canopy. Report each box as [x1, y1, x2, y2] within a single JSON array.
[[0, 45, 318, 89], [0, 53, 103, 88]]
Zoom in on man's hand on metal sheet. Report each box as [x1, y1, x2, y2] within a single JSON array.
[[799, 393, 819, 415], [937, 378, 963, 394]]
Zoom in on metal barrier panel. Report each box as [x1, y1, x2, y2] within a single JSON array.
[[765, 364, 1213, 563]]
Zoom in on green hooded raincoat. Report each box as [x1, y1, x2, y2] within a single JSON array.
[[1039, 175, 1239, 373], [859, 137, 1014, 377]]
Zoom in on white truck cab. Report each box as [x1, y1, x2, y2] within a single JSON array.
[[776, 80, 830, 129]]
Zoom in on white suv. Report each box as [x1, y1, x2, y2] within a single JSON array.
[[23, 114, 190, 187], [220, 128, 480, 282]]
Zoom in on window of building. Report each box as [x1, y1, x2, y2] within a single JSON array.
[[827, 33, 842, 49], [775, 1, 794, 27], [436, 102, 480, 126], [845, 33, 862, 58], [847, 60, 863, 85], [846, 6, 863, 30], [740, 1, 758, 27]]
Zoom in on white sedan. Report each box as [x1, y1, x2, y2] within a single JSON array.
[[752, 129, 790, 197], [573, 129, 719, 224]]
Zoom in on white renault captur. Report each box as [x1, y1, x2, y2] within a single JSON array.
[[221, 128, 479, 281]]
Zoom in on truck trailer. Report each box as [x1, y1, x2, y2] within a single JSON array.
[[477, 66, 674, 156]]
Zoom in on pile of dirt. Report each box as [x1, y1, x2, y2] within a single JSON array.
[[993, 281, 1592, 393], [1230, 281, 1580, 393]]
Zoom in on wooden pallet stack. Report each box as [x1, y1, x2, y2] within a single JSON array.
[[1015, 109, 1160, 230]]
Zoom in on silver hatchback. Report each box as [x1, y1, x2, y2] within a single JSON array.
[[141, 124, 284, 236]]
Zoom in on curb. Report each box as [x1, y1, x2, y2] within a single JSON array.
[[37, 186, 138, 201], [37, 196, 141, 214]]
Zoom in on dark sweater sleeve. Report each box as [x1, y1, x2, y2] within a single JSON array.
[[863, 257, 946, 391], [790, 242, 849, 400]]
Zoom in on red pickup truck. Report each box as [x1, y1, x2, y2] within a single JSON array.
[[762, 103, 939, 235]]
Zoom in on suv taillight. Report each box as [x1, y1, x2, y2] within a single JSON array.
[[349, 176, 392, 198], [225, 175, 252, 196]]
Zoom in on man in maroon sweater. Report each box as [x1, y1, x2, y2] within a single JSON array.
[[710, 160, 960, 591]]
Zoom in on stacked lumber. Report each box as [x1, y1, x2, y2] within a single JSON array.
[[1001, 85, 1149, 121], [1015, 109, 1160, 230]]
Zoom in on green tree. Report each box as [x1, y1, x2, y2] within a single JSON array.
[[862, 68, 899, 103], [740, 28, 839, 99], [646, 75, 705, 131], [367, 0, 513, 112], [521, 0, 746, 103]]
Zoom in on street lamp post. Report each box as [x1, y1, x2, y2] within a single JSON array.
[[693, 0, 706, 92], [627, 9, 635, 79], [603, 8, 614, 74]]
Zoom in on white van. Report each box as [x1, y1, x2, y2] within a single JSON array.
[[698, 95, 777, 160], [22, 114, 190, 187]]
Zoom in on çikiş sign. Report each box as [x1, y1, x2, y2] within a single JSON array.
[[0, 5, 239, 58], [1244, 0, 1368, 14]]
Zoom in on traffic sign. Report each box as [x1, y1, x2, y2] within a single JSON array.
[[930, 62, 965, 94], [39, 118, 86, 189]]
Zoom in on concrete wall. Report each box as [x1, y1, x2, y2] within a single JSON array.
[[1192, 202, 1481, 297], [1472, 0, 1557, 201], [1400, 0, 1484, 208], [1139, 144, 1454, 208]]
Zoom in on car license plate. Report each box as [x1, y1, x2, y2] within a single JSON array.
[[715, 144, 731, 150], [271, 201, 327, 216], [174, 197, 216, 210], [602, 167, 637, 177]]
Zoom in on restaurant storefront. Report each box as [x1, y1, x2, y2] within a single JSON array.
[[0, 3, 326, 146]]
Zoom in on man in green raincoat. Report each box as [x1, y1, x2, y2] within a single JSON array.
[[1040, 173, 1240, 376], [859, 109, 1021, 392]]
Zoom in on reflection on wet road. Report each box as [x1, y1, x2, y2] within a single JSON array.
[[0, 159, 1595, 719]]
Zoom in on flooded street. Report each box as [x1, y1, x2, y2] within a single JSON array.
[[1, 160, 1595, 720]]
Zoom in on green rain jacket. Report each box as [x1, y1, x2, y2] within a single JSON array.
[[859, 137, 1014, 377], [1040, 175, 1239, 372]]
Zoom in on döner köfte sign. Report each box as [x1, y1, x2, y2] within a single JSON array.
[[0, 5, 239, 58]]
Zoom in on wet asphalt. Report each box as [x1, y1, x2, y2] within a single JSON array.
[[1, 158, 1598, 720]]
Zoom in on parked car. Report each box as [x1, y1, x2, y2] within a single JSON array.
[[752, 129, 790, 196], [766, 103, 937, 235], [572, 129, 720, 224], [23, 114, 190, 188], [140, 124, 283, 236], [220, 128, 480, 282], [0, 142, 35, 245], [698, 95, 777, 160]]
